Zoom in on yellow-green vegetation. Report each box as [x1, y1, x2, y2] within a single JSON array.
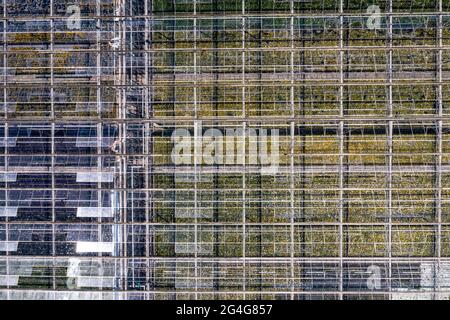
[[348, 134, 386, 165], [152, 0, 441, 14], [54, 32, 87, 43], [392, 227, 435, 257], [9, 33, 50, 44], [393, 134, 435, 164], [345, 227, 387, 257], [441, 228, 450, 257], [8, 47, 50, 75], [295, 226, 339, 257], [296, 134, 339, 165]]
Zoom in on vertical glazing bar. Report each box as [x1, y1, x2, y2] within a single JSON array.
[[338, 0, 344, 301], [290, 0, 294, 119], [49, 0, 56, 291], [194, 120, 202, 299], [290, 0, 295, 300], [436, 0, 443, 296], [387, 0, 393, 300], [144, 0, 151, 295], [290, 121, 295, 300], [242, 0, 246, 118], [97, 0, 101, 117], [194, 1, 198, 120], [95, 0, 104, 295], [193, 0, 199, 300], [289, 0, 295, 300], [3, 0, 8, 300], [241, 0, 246, 300], [242, 121, 246, 299], [119, 0, 126, 297], [3, 121, 8, 299]]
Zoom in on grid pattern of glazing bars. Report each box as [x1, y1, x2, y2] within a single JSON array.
[[0, 0, 449, 300]]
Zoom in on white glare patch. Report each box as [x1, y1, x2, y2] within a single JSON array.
[[0, 275, 19, 286], [76, 172, 114, 183], [76, 207, 113, 218], [109, 37, 121, 49], [0, 241, 18, 252], [0, 173, 17, 182], [75, 242, 114, 254], [0, 207, 18, 217], [77, 277, 115, 288], [0, 138, 17, 147]]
